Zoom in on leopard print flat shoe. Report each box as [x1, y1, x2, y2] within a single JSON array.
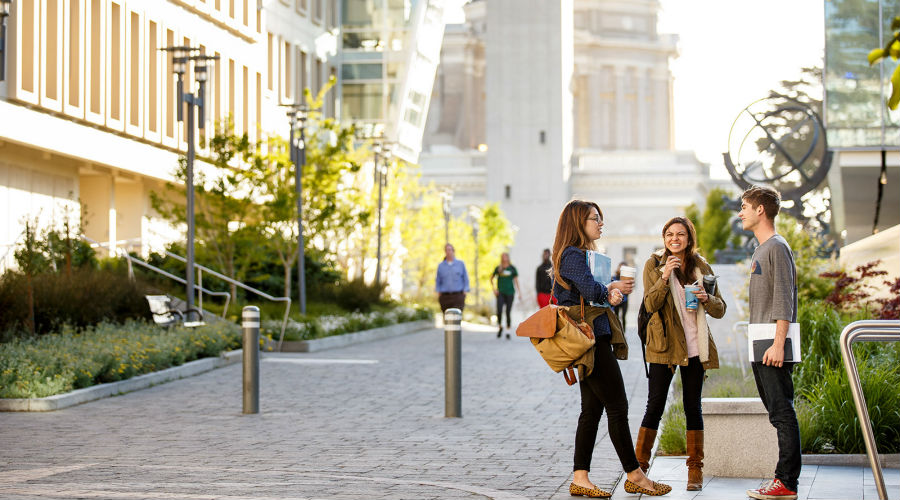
[[569, 482, 611, 498], [623, 479, 672, 496]]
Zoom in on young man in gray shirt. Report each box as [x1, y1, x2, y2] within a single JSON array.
[[740, 185, 800, 500]]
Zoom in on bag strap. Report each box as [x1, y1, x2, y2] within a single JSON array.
[[563, 366, 577, 386]]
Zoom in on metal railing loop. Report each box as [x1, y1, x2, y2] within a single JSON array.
[[839, 319, 900, 500]]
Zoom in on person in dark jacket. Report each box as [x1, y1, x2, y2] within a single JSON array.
[[535, 248, 553, 308], [552, 199, 671, 498]]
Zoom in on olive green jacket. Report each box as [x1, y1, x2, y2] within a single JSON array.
[[642, 249, 726, 370]]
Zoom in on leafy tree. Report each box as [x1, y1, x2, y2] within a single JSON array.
[[150, 118, 262, 301], [13, 219, 48, 334], [776, 214, 834, 304], [868, 15, 900, 109], [685, 187, 735, 263]]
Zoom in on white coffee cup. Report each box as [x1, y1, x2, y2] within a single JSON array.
[[620, 265, 636, 282]]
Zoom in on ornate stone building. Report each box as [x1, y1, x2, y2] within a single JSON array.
[[420, 0, 723, 303]]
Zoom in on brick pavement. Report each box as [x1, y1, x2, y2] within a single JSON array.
[[0, 323, 652, 500]]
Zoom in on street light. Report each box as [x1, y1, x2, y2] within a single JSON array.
[[0, 0, 11, 81], [440, 189, 453, 245], [163, 46, 218, 322], [468, 205, 481, 306], [281, 103, 309, 314], [373, 140, 393, 290]]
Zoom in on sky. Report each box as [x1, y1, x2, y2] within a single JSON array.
[[442, 0, 826, 179]]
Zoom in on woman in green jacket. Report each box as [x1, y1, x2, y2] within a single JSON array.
[[634, 216, 727, 491]]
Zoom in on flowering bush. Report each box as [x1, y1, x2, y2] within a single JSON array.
[[262, 305, 432, 342], [0, 321, 240, 398]]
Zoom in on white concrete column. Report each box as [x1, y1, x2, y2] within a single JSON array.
[[614, 65, 626, 150], [637, 68, 649, 150], [108, 174, 117, 256]]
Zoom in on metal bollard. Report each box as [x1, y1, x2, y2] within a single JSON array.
[[242, 306, 260, 414], [444, 308, 462, 418]]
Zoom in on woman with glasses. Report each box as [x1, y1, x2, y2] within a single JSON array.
[[634, 216, 726, 491], [551, 200, 671, 498]]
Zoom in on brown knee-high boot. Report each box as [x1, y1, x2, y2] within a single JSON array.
[[686, 430, 704, 490], [634, 427, 657, 473]]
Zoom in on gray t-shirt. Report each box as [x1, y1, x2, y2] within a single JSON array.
[[749, 234, 798, 324]]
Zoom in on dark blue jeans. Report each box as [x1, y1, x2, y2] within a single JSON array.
[[751, 362, 801, 491]]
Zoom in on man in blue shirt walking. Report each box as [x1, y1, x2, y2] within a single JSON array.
[[435, 243, 470, 312]]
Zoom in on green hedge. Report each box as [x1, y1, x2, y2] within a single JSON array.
[[264, 305, 432, 341], [0, 321, 240, 399]]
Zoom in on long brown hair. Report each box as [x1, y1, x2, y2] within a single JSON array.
[[662, 216, 699, 286], [551, 200, 602, 290]]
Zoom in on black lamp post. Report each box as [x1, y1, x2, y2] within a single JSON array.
[[373, 141, 393, 289], [441, 189, 453, 245], [468, 205, 481, 306], [282, 104, 309, 315], [164, 46, 217, 321], [0, 0, 10, 82]]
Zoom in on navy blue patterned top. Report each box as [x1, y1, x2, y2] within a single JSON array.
[[551, 246, 612, 338]]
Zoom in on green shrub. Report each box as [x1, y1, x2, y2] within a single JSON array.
[[0, 321, 240, 398], [265, 305, 432, 341], [0, 268, 150, 339], [326, 277, 387, 312], [799, 359, 900, 453], [657, 400, 686, 455]]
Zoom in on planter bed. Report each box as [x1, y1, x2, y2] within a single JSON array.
[[278, 319, 434, 352], [0, 350, 242, 412]]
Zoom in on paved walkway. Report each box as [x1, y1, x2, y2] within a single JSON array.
[[1, 322, 896, 500]]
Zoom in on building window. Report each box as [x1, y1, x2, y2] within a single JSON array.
[[296, 48, 306, 100], [21, 0, 36, 91], [505, 185, 511, 199], [45, 0, 60, 100], [342, 83, 381, 120], [315, 59, 322, 97], [242, 66, 249, 135], [109, 2, 121, 121], [165, 29, 174, 138], [67, 0, 81, 105], [147, 21, 158, 132], [128, 12, 140, 127], [623, 247, 637, 267], [313, 0, 322, 23], [296, 0, 307, 15], [256, 72, 261, 140], [214, 51, 222, 124], [267, 33, 273, 91], [282, 41, 292, 102], [229, 59, 235, 121]]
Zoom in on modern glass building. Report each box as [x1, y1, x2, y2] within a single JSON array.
[[824, 0, 900, 244], [340, 0, 445, 162]]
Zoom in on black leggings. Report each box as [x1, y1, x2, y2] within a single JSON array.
[[574, 337, 641, 472], [496, 293, 514, 328], [640, 357, 705, 431]]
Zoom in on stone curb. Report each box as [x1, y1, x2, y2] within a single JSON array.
[[802, 453, 900, 468], [278, 319, 435, 352], [0, 349, 243, 412]]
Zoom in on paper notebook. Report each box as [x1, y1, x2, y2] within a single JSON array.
[[585, 250, 612, 307], [748, 322, 802, 363]]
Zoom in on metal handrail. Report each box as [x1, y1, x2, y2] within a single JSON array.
[[839, 319, 900, 500], [163, 251, 291, 349], [732, 320, 749, 378], [81, 236, 231, 318]]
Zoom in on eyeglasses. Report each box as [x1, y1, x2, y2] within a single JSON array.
[[586, 216, 602, 223]]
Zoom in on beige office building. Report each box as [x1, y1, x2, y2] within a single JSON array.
[[0, 0, 340, 269]]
